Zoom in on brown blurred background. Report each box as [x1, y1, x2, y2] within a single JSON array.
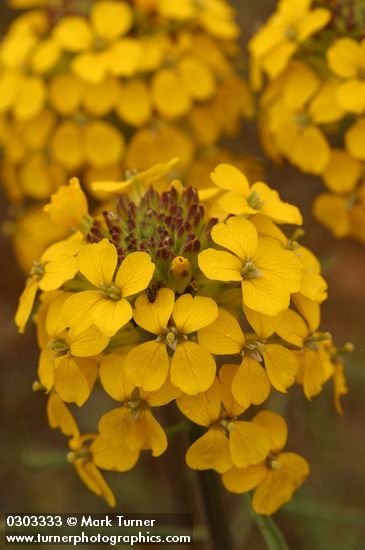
[[1, 2, 365, 549]]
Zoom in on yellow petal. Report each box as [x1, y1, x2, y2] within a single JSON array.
[[211, 216, 257, 259], [243, 306, 282, 339], [309, 79, 345, 124], [219, 364, 245, 418], [91, 1, 132, 40], [53, 16, 93, 52], [222, 464, 267, 493], [345, 117, 365, 160], [198, 249, 243, 282], [292, 293, 320, 332], [263, 344, 298, 392], [327, 37, 362, 78], [38, 349, 55, 391], [47, 391, 79, 438], [322, 149, 361, 194], [39, 255, 78, 291], [198, 308, 244, 355], [83, 121, 125, 168], [15, 278, 38, 333], [139, 409, 168, 457], [133, 288, 175, 334], [73, 461, 116, 507], [171, 341, 216, 395], [78, 239, 117, 287], [251, 182, 302, 225], [186, 427, 233, 473], [176, 378, 221, 426], [296, 8, 331, 41], [62, 290, 102, 333], [252, 410, 287, 453], [72, 52, 108, 83], [14, 76, 46, 120], [54, 356, 93, 406], [92, 298, 133, 337], [68, 326, 110, 356], [116, 79, 151, 127], [116, 251, 155, 297], [82, 77, 120, 116], [31, 38, 61, 74], [210, 163, 250, 194], [173, 294, 218, 334], [291, 126, 331, 175], [141, 378, 181, 407], [337, 79, 365, 114], [229, 420, 271, 468], [51, 121, 84, 170], [179, 56, 216, 101], [91, 436, 139, 472], [48, 73, 84, 116], [124, 341, 170, 391], [313, 194, 350, 237], [152, 69, 191, 119], [108, 38, 142, 77], [276, 309, 308, 347], [99, 353, 135, 402], [232, 357, 271, 408]]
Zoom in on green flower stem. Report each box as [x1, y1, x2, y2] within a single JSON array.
[[197, 469, 234, 550], [165, 421, 192, 437], [245, 494, 289, 550]]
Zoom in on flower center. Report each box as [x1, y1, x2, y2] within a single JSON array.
[[285, 25, 298, 40], [47, 338, 69, 357], [241, 259, 261, 279], [266, 453, 282, 470], [295, 112, 311, 129], [247, 190, 264, 210], [30, 261, 45, 280], [99, 283, 121, 301]]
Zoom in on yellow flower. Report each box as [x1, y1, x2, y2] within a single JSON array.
[[327, 38, 365, 114], [37, 293, 108, 406], [177, 366, 271, 472], [198, 216, 303, 316], [44, 177, 89, 228], [208, 163, 302, 224], [15, 236, 82, 332], [62, 239, 155, 337], [322, 149, 362, 194], [345, 117, 365, 161], [249, 0, 330, 82], [124, 288, 218, 394], [53, 1, 136, 84], [98, 353, 179, 457], [222, 411, 309, 515], [198, 308, 298, 408]]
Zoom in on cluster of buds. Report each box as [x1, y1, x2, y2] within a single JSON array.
[[16, 160, 350, 514], [249, 0, 365, 243], [0, 0, 253, 270]]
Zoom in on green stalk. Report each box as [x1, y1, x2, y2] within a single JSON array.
[[245, 494, 290, 550]]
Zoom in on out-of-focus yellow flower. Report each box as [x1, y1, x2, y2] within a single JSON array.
[[222, 411, 309, 515], [249, 0, 330, 84]]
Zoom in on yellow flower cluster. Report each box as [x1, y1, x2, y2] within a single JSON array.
[[249, 0, 365, 243], [0, 0, 252, 268], [16, 160, 350, 515]]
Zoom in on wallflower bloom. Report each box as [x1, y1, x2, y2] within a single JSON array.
[[208, 163, 302, 224], [177, 366, 271, 472], [98, 353, 179, 457], [15, 236, 82, 332], [249, 0, 330, 83], [198, 308, 298, 408], [125, 288, 218, 394], [198, 216, 303, 315], [62, 239, 155, 337], [222, 411, 309, 515]]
